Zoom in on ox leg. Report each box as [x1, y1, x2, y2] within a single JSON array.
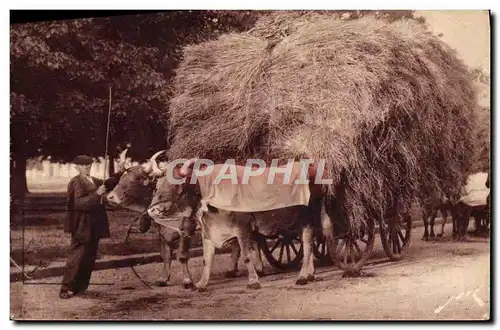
[[422, 209, 430, 241], [296, 225, 314, 285], [307, 239, 315, 282], [236, 227, 260, 289], [251, 239, 265, 277], [453, 203, 470, 241], [470, 208, 481, 235], [438, 208, 448, 237], [476, 207, 487, 234], [223, 237, 265, 280], [480, 213, 487, 233], [224, 239, 241, 278], [179, 256, 194, 289], [480, 207, 488, 232], [472, 214, 481, 235], [451, 208, 459, 240], [321, 203, 334, 243], [429, 209, 437, 239], [156, 225, 173, 287], [461, 207, 472, 241], [457, 203, 471, 241], [178, 217, 196, 289], [195, 238, 216, 292]]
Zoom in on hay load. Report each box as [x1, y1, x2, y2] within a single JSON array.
[[470, 69, 491, 173], [472, 104, 490, 173], [166, 14, 478, 227]]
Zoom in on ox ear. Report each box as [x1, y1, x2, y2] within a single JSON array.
[[116, 148, 129, 172], [143, 178, 151, 187], [142, 161, 152, 174]]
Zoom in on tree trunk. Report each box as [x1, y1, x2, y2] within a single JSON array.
[[107, 153, 115, 178], [11, 153, 28, 199]]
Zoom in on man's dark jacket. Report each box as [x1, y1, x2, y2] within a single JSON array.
[[64, 175, 111, 242]]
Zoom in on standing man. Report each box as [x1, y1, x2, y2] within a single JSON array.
[[59, 155, 111, 299]]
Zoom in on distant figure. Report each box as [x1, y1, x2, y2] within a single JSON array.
[[59, 155, 111, 299]]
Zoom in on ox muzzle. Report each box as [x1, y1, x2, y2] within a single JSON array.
[[106, 191, 123, 206]]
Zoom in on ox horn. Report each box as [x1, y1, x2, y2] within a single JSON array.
[[150, 150, 166, 177], [116, 148, 128, 172], [180, 157, 197, 177], [142, 150, 165, 174]]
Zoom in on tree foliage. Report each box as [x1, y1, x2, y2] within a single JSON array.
[[11, 11, 261, 160], [10, 10, 261, 196]]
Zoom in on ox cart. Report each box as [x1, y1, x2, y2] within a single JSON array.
[[230, 172, 493, 273], [255, 202, 412, 273], [459, 172, 491, 236]]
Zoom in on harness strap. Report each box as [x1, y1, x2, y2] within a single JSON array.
[[130, 264, 154, 290], [113, 198, 193, 239], [152, 218, 192, 238]]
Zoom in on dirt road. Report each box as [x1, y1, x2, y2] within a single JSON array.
[[11, 225, 490, 321]]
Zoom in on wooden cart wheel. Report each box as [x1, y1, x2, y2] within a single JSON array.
[[326, 218, 376, 273], [379, 213, 413, 261], [258, 233, 303, 270]]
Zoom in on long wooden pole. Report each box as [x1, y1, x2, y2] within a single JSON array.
[[103, 86, 112, 179]]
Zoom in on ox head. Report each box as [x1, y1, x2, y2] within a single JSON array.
[[147, 157, 199, 219], [444, 185, 465, 205], [106, 149, 166, 211]]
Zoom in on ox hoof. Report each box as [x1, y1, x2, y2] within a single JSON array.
[[437, 233, 444, 238], [194, 282, 207, 292], [154, 280, 168, 287], [182, 281, 194, 290], [256, 270, 265, 278], [295, 277, 308, 286], [342, 270, 362, 278], [421, 236, 429, 241], [224, 270, 239, 278], [247, 282, 261, 290], [306, 275, 315, 282]]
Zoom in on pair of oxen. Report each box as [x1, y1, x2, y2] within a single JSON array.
[[420, 167, 491, 242], [421, 187, 491, 242], [106, 150, 337, 291]]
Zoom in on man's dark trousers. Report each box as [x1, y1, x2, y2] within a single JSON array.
[[61, 231, 100, 293]]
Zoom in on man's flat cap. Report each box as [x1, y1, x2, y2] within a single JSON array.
[[73, 155, 94, 165]]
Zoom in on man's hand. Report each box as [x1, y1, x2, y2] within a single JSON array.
[[96, 185, 107, 196]]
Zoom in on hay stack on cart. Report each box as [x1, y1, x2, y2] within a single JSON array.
[[470, 67, 490, 173], [165, 13, 479, 271]]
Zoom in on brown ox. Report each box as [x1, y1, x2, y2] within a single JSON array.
[[147, 158, 330, 291], [421, 195, 454, 240], [106, 150, 260, 288], [421, 175, 491, 241], [106, 150, 198, 288], [451, 173, 490, 241]]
